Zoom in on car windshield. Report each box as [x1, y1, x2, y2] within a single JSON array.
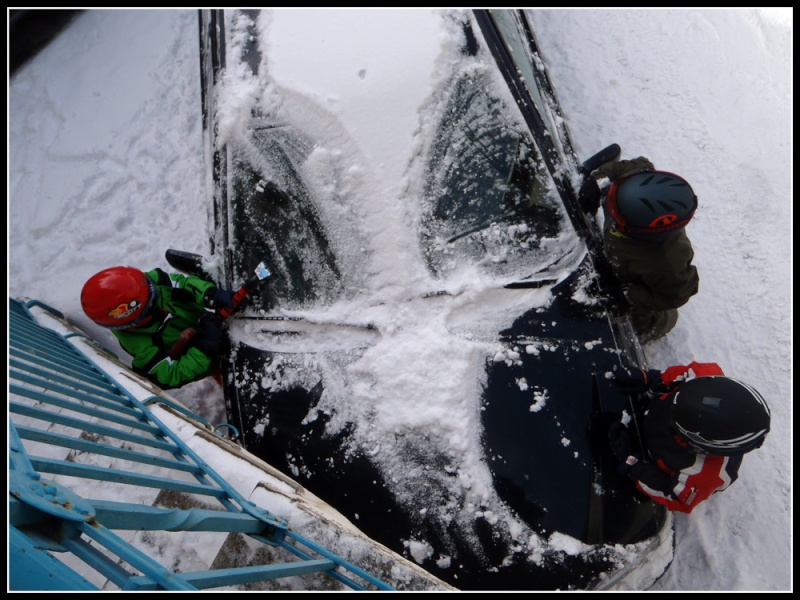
[[228, 81, 579, 312]]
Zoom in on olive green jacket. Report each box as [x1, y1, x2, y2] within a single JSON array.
[[604, 227, 698, 312], [592, 157, 699, 340], [113, 269, 217, 389]]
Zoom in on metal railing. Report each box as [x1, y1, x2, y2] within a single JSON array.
[[8, 298, 394, 591]]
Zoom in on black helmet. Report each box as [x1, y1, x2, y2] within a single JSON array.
[[670, 376, 770, 455], [607, 170, 697, 239]]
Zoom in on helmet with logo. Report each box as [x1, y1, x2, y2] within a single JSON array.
[[81, 267, 157, 329], [607, 170, 698, 240], [670, 376, 770, 455]]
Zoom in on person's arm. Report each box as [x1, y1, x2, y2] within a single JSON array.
[[146, 269, 217, 305], [660, 362, 725, 384], [607, 421, 681, 510], [115, 326, 218, 390], [169, 270, 240, 312], [626, 454, 738, 514], [608, 415, 709, 514]]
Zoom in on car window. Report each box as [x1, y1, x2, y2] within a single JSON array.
[[487, 10, 566, 158], [420, 69, 579, 285]]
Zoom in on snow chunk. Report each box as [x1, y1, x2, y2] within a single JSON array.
[[529, 388, 549, 412], [584, 338, 602, 350], [404, 539, 434, 565], [436, 555, 452, 569], [548, 531, 591, 556]]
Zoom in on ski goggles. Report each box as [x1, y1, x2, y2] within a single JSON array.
[[108, 282, 160, 331]]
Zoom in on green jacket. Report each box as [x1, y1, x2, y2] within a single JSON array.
[[113, 268, 218, 389], [593, 157, 699, 341]]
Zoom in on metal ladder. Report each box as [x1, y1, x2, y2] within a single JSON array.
[[9, 298, 395, 591]]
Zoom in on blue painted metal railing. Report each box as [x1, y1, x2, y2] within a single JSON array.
[[8, 298, 394, 591]]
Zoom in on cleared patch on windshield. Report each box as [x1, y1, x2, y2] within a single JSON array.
[[229, 122, 344, 311]]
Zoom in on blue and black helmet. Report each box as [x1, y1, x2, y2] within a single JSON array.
[[607, 171, 697, 239]]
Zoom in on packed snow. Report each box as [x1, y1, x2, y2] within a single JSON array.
[[8, 8, 791, 591]]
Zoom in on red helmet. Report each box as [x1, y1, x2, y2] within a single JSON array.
[[81, 267, 157, 329]]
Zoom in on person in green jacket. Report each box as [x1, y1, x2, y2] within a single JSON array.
[[80, 266, 238, 389], [579, 156, 699, 342]]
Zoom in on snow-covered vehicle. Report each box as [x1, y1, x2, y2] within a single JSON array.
[[194, 9, 673, 590]]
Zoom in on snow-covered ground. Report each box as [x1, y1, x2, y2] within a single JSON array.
[[9, 9, 791, 591]]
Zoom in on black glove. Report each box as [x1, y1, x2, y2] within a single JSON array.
[[195, 313, 223, 356], [205, 287, 238, 311], [578, 177, 601, 214], [608, 422, 633, 460], [608, 422, 640, 475], [616, 456, 639, 477], [612, 366, 663, 395]]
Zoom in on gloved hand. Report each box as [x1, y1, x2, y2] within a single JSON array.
[[578, 177, 601, 214], [205, 287, 239, 311], [608, 422, 640, 475], [608, 422, 633, 460], [612, 366, 663, 395], [195, 313, 223, 356]]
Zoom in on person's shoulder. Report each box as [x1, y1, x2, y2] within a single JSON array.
[[626, 156, 656, 170], [594, 156, 655, 180], [685, 361, 724, 376], [143, 267, 175, 287]]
